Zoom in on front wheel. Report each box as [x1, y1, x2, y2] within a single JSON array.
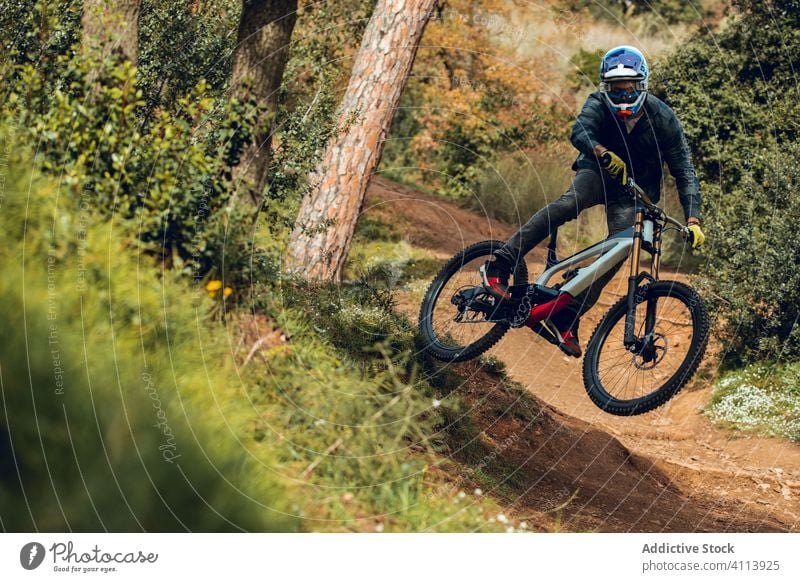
[[583, 280, 710, 416], [418, 240, 527, 362]]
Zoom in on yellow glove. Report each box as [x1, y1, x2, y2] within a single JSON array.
[[687, 223, 705, 249], [600, 150, 628, 185]]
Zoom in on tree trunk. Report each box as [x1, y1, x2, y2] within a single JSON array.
[[285, 0, 437, 281], [230, 0, 298, 206], [82, 0, 140, 65]]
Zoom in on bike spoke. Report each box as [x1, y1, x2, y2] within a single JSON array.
[[426, 254, 506, 351], [595, 292, 693, 402]]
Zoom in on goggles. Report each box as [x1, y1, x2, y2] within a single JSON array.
[[607, 88, 642, 103], [600, 81, 647, 99]]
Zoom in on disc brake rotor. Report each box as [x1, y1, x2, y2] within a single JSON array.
[[632, 332, 668, 370]]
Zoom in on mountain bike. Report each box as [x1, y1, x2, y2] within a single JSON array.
[[417, 178, 710, 416]]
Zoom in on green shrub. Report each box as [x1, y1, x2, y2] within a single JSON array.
[[138, 0, 240, 115], [0, 150, 296, 531], [0, 138, 503, 533], [0, 1, 240, 115], [2, 52, 260, 285], [0, 0, 267, 287], [654, 0, 800, 362], [0, 0, 82, 88], [695, 145, 800, 361], [568, 49, 603, 92]]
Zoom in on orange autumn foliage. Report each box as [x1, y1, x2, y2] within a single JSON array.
[[386, 0, 572, 196]]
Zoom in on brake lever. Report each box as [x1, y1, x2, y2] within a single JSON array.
[[681, 225, 694, 246]]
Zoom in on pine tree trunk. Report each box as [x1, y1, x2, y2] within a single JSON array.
[[285, 0, 437, 281], [82, 0, 140, 65], [230, 0, 298, 206]]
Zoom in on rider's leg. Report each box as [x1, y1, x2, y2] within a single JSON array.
[[483, 169, 607, 299], [484, 169, 610, 357], [549, 196, 637, 333], [493, 169, 606, 268]]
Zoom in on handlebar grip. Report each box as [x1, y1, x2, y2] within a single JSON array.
[[683, 226, 694, 246]]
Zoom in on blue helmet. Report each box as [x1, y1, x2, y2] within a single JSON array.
[[599, 46, 648, 118]]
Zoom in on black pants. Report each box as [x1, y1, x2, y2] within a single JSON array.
[[494, 168, 636, 332]]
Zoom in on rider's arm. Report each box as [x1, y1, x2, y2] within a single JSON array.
[[570, 94, 607, 162], [663, 111, 702, 222]]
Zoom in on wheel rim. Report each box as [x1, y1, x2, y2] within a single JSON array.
[[424, 253, 504, 352], [594, 291, 695, 403]]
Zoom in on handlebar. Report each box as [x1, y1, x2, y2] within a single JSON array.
[[623, 178, 694, 245]]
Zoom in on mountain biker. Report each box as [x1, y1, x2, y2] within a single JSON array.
[[480, 45, 705, 358]]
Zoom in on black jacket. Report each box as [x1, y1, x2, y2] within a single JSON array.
[[570, 92, 702, 221]]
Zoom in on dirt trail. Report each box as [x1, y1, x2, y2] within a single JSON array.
[[366, 175, 800, 531]]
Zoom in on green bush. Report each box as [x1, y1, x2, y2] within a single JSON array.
[[138, 0, 240, 115], [568, 49, 603, 92], [0, 0, 82, 87], [0, 1, 240, 115], [696, 145, 800, 361], [0, 0, 266, 288], [2, 54, 260, 284], [654, 0, 800, 362], [0, 150, 296, 531], [0, 137, 502, 533]]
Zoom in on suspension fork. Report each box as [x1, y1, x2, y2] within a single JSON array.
[[643, 221, 664, 339], [624, 209, 645, 348], [623, 209, 663, 349]]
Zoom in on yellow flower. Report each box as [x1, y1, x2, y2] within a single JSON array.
[[223, 287, 233, 298], [206, 279, 222, 292]]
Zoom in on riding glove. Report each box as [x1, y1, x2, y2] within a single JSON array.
[[600, 150, 628, 185], [687, 223, 705, 249]]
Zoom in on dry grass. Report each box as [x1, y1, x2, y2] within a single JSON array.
[[496, 1, 717, 107], [466, 149, 573, 227]]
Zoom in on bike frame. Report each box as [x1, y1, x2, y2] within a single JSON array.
[[523, 180, 685, 348]]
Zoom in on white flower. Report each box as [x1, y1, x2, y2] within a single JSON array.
[[432, 399, 441, 408], [457, 490, 466, 499], [374, 523, 384, 533], [496, 513, 508, 524], [474, 488, 483, 496]]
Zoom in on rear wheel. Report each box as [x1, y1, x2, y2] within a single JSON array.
[[418, 240, 527, 362], [583, 280, 709, 416]]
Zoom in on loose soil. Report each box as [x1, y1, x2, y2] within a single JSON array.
[[365, 174, 800, 532]]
